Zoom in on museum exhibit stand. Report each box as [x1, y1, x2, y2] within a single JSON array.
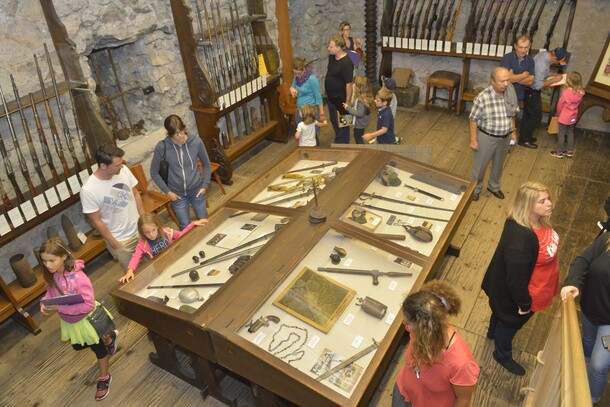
[[111, 147, 474, 406]]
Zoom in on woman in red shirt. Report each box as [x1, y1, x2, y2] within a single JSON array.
[[482, 181, 559, 376], [393, 281, 480, 407]]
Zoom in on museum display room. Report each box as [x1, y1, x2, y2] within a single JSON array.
[[111, 147, 473, 405]]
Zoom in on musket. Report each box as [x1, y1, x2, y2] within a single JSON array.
[[0, 129, 25, 204], [10, 75, 49, 192], [446, 0, 462, 42], [315, 340, 379, 381], [494, 0, 512, 45], [510, 0, 529, 47], [171, 230, 276, 278], [425, 0, 441, 41], [528, 0, 547, 43], [216, 1, 236, 91], [421, 0, 436, 40], [411, 0, 425, 39], [29, 93, 61, 184], [519, 0, 538, 42], [0, 174, 13, 211], [405, 0, 420, 38], [543, 0, 566, 50], [203, 0, 225, 96], [471, 0, 488, 43], [207, 0, 227, 95], [193, 0, 205, 41], [503, 0, 521, 45], [225, 112, 235, 145], [477, 0, 496, 44], [285, 161, 338, 173], [317, 267, 413, 286], [463, 0, 479, 43], [0, 83, 37, 201], [399, 0, 412, 38], [485, 0, 500, 45], [67, 89, 93, 171], [433, 0, 449, 41], [356, 202, 451, 223], [234, 0, 256, 82], [393, 0, 406, 37]]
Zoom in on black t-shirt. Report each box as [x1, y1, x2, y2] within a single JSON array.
[[325, 54, 353, 100]]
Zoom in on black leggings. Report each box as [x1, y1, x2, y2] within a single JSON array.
[[73, 339, 108, 359]]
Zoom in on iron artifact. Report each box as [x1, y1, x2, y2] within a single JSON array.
[[246, 314, 281, 333], [179, 287, 204, 303], [359, 192, 453, 211], [317, 267, 413, 286], [315, 340, 379, 381], [356, 296, 388, 319], [285, 161, 338, 174], [403, 183, 445, 201], [403, 225, 434, 242], [356, 202, 450, 223]]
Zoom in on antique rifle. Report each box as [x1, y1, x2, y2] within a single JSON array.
[[208, 1, 228, 94], [399, 0, 412, 38], [67, 89, 93, 171], [495, 0, 512, 45], [427, 0, 441, 41], [0, 128, 25, 204], [10, 75, 49, 192], [411, 0, 425, 39], [45, 44, 83, 175], [171, 230, 276, 278], [34, 54, 71, 178], [216, 1, 236, 91], [462, 0, 479, 43], [519, 0, 538, 42], [433, 0, 449, 41], [485, 0, 500, 45], [0, 83, 37, 202], [29, 93, 61, 184], [422, 0, 437, 40], [317, 267, 413, 286], [477, 0, 496, 44], [393, 0, 406, 37], [315, 340, 379, 381], [510, 0, 529, 47], [0, 174, 13, 211], [356, 202, 451, 222], [405, 0, 420, 38], [446, 0, 462, 42], [193, 0, 205, 41], [503, 0, 521, 45], [543, 0, 566, 50], [471, 0, 488, 43], [528, 0, 547, 43]]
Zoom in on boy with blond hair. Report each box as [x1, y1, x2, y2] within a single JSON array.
[[363, 88, 396, 144]]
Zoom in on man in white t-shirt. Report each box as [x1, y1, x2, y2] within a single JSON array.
[[81, 144, 144, 269]]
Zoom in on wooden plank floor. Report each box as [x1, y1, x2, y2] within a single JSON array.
[[1, 106, 608, 406]]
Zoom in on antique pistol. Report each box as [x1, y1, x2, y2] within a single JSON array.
[[246, 315, 280, 333], [317, 267, 413, 285]]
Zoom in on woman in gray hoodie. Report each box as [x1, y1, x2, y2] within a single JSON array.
[[150, 115, 211, 230]]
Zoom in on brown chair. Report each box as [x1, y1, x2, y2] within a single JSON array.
[[277, 83, 297, 124], [198, 161, 226, 196], [425, 70, 461, 113], [129, 163, 179, 225]]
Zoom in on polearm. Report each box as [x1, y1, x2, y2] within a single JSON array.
[[528, 0, 547, 43], [171, 230, 276, 278], [317, 267, 413, 286], [446, 0, 462, 42], [393, 0, 406, 37], [462, 0, 478, 43], [10, 76, 49, 192], [494, 0, 512, 46], [543, 0, 566, 50], [477, 0, 495, 44], [433, 0, 449, 41], [34, 54, 71, 179], [66, 89, 93, 171], [411, 0, 425, 39], [404, 0, 420, 38], [503, 0, 520, 45], [0, 129, 25, 204], [509, 0, 528, 47], [485, 0, 500, 45], [29, 93, 61, 184], [0, 83, 37, 202]]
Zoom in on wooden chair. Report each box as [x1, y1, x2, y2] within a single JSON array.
[[129, 163, 179, 225], [277, 82, 297, 124], [198, 161, 226, 195], [425, 70, 461, 113]]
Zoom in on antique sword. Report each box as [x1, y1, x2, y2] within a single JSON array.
[[315, 340, 379, 381], [285, 161, 338, 173], [355, 202, 451, 223], [403, 183, 445, 201], [317, 267, 413, 285], [147, 282, 223, 289], [359, 192, 453, 212]]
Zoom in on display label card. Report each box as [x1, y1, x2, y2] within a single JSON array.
[[77, 231, 87, 244], [7, 207, 24, 227], [482, 44, 490, 56], [245, 81, 252, 96], [351, 335, 363, 348], [258, 76, 264, 90], [371, 217, 380, 226], [45, 187, 60, 207], [473, 43, 482, 55], [33, 194, 49, 214], [386, 313, 396, 325], [436, 40, 443, 52], [429, 40, 436, 50], [425, 198, 435, 205], [465, 43, 473, 54], [253, 332, 265, 345], [20, 201, 36, 221], [56, 182, 71, 200], [343, 258, 353, 267], [79, 169, 90, 185], [229, 90, 236, 106], [434, 225, 442, 233], [381, 36, 389, 47], [388, 37, 395, 48], [68, 174, 81, 194], [421, 40, 428, 51], [241, 85, 247, 99], [413, 197, 420, 203], [504, 45, 512, 54], [402, 38, 409, 49], [169, 290, 179, 300], [406, 217, 415, 224], [450, 194, 458, 202], [0, 214, 10, 235], [407, 206, 415, 213], [444, 41, 451, 53], [408, 38, 415, 49], [394, 191, 402, 198], [388, 280, 398, 291], [489, 44, 497, 56], [497, 45, 506, 57], [343, 313, 355, 326], [308, 335, 321, 349], [415, 39, 423, 50], [456, 42, 463, 53], [235, 87, 242, 102]]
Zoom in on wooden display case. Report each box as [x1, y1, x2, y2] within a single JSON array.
[[111, 148, 473, 405]]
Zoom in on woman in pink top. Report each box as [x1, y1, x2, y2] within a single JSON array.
[[393, 281, 480, 407], [551, 71, 585, 158]]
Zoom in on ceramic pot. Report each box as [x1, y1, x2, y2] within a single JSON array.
[[9, 254, 37, 288], [61, 215, 83, 251]]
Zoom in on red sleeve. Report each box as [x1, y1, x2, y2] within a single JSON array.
[[169, 223, 195, 241]]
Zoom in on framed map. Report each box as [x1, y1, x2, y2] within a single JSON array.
[[273, 267, 356, 333]]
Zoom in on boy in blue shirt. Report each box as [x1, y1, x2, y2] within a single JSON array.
[[363, 88, 396, 144]]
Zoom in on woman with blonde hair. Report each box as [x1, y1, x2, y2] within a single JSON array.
[[482, 181, 560, 376], [393, 280, 479, 407]]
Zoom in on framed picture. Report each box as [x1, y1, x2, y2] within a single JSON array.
[[587, 31, 610, 100], [341, 205, 383, 231], [273, 267, 355, 333]]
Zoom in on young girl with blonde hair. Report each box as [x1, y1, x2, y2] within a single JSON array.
[[343, 75, 374, 144], [551, 71, 585, 158], [294, 104, 327, 147]]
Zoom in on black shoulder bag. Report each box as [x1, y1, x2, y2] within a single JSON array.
[[159, 139, 169, 185]]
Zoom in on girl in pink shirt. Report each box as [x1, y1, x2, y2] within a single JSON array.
[[551, 71, 585, 158], [394, 281, 480, 407]]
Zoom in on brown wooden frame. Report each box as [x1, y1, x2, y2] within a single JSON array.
[[586, 31, 610, 101]]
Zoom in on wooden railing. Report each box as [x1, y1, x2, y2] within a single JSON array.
[[522, 296, 591, 407]]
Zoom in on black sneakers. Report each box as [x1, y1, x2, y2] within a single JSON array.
[[493, 352, 525, 376]]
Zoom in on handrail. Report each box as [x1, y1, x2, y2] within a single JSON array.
[[561, 295, 592, 407]]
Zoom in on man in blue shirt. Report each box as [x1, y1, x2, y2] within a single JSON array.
[[501, 34, 537, 149]]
